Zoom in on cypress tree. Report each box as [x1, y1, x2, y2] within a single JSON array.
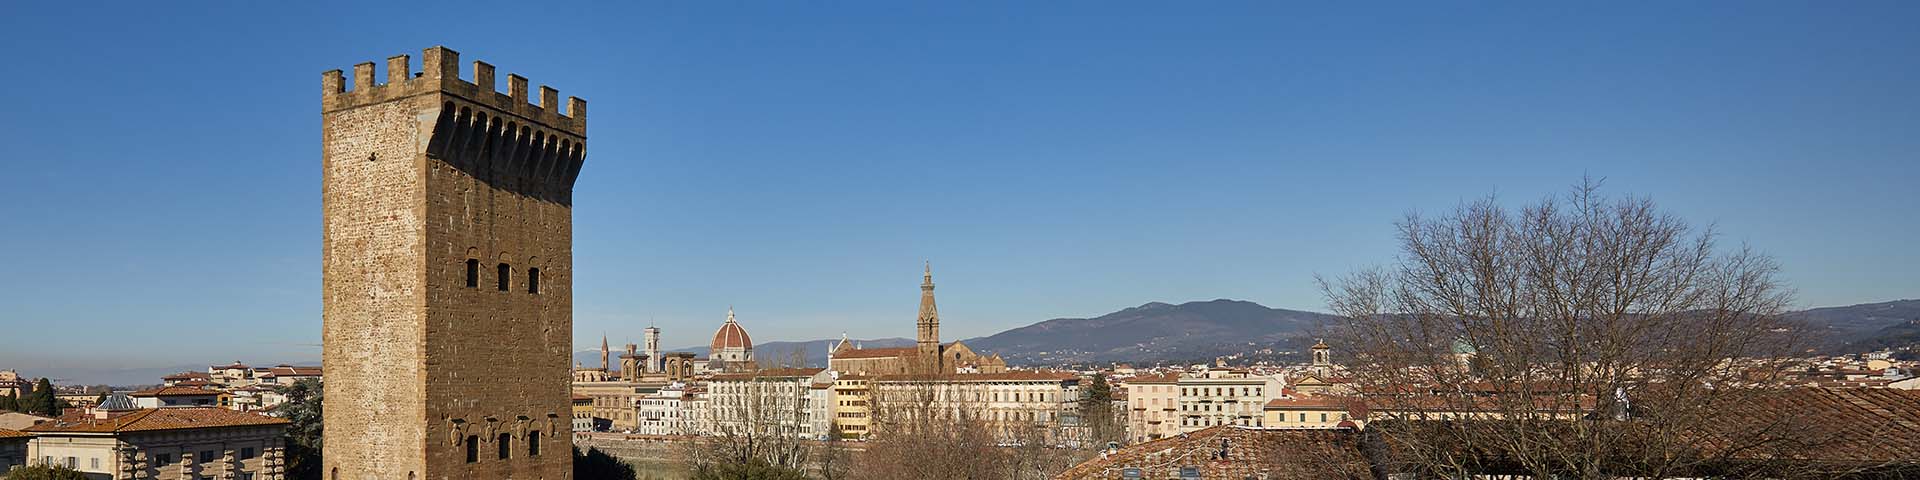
[[30, 378, 58, 416]]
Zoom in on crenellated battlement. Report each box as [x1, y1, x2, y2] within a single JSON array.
[[322, 46, 586, 137]]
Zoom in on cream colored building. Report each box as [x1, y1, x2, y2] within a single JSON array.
[[635, 383, 691, 436], [24, 396, 288, 480], [0, 370, 31, 399], [706, 368, 830, 439], [870, 371, 1082, 443], [1176, 371, 1283, 431], [1121, 374, 1180, 442]]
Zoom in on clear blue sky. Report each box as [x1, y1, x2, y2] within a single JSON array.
[[2, 2, 1916, 372]]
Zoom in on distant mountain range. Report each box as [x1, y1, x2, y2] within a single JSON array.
[[1799, 299, 1920, 351], [960, 299, 1341, 365], [34, 298, 1917, 386], [571, 298, 1920, 371]]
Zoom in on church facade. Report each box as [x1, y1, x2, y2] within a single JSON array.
[[829, 265, 1007, 376]]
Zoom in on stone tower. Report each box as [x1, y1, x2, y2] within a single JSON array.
[[916, 263, 941, 373], [644, 324, 662, 373], [321, 46, 584, 480], [600, 335, 611, 371]]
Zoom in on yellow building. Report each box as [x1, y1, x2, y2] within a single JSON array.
[[1261, 397, 1354, 429], [830, 376, 872, 439]]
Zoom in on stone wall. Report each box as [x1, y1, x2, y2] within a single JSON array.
[[323, 46, 585, 480]]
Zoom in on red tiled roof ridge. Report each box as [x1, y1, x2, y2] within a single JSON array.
[[129, 386, 224, 397], [1263, 396, 1353, 409], [26, 408, 288, 434], [831, 347, 917, 359], [874, 371, 1078, 382]]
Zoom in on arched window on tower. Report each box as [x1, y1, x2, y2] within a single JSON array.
[[497, 433, 511, 459], [527, 267, 541, 294], [528, 430, 541, 457], [465, 436, 478, 463], [497, 263, 510, 291], [466, 259, 479, 288]]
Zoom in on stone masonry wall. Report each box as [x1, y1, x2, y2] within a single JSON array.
[[323, 46, 584, 480]]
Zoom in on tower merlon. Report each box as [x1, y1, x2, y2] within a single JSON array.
[[473, 61, 496, 92], [508, 74, 529, 104], [322, 46, 586, 136], [386, 55, 410, 85]]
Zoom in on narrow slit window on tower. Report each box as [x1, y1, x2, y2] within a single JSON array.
[[527, 267, 541, 294], [466, 259, 479, 288], [498, 433, 512, 459], [465, 436, 478, 463], [528, 430, 541, 457], [497, 263, 510, 291]]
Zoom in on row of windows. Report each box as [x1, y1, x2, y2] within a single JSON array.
[[1181, 403, 1257, 412], [1180, 386, 1263, 397], [1281, 412, 1348, 423], [1182, 416, 1257, 427], [463, 431, 542, 463], [465, 259, 540, 293], [149, 447, 259, 466], [42, 451, 258, 474]]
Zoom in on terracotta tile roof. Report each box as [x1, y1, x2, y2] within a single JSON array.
[[831, 347, 916, 360], [1263, 397, 1353, 410], [710, 368, 825, 381], [1123, 373, 1181, 384], [1053, 425, 1373, 480], [875, 371, 1080, 382], [263, 366, 321, 377], [0, 428, 29, 439], [25, 408, 288, 434], [129, 386, 224, 397], [1714, 387, 1920, 465]]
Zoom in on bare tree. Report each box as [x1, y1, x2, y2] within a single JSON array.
[[1317, 179, 1828, 479], [813, 426, 853, 480], [856, 380, 1010, 479], [685, 375, 813, 479], [854, 377, 1098, 480]]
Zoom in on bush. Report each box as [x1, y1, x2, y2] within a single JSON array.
[[690, 457, 809, 480], [4, 464, 91, 480]]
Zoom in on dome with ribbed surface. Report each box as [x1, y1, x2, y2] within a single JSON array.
[[710, 307, 754, 359]]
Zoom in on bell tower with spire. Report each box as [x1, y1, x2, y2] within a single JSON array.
[[917, 262, 942, 374]]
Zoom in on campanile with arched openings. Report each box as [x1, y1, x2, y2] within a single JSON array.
[[320, 46, 586, 479]]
